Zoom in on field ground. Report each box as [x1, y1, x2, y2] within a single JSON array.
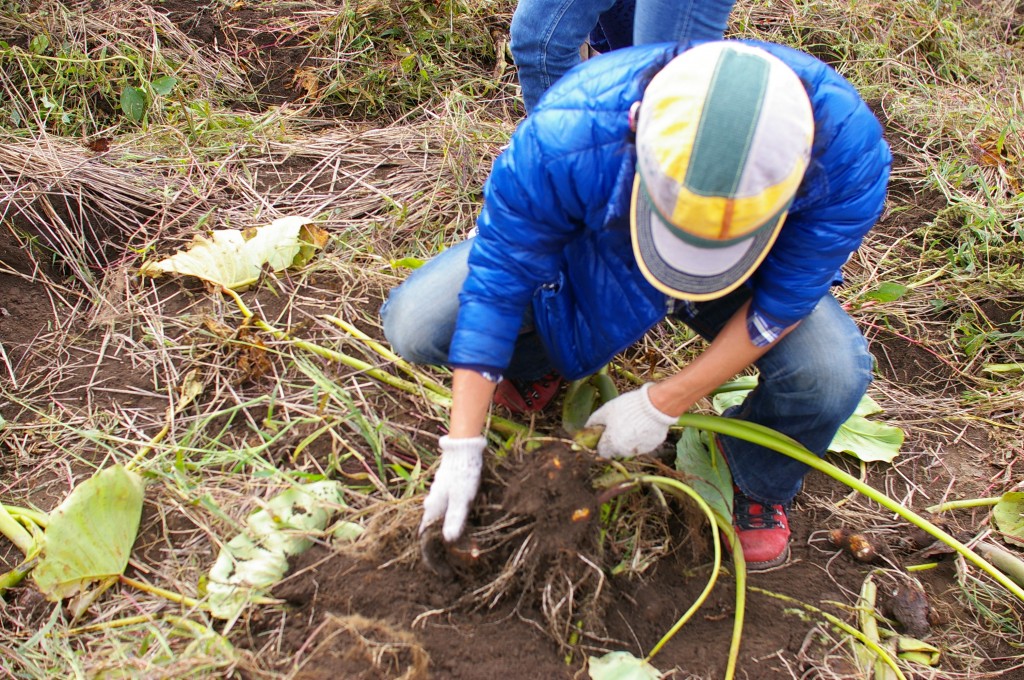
[[1, 1, 1022, 678]]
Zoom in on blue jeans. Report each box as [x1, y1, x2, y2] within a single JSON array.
[[381, 239, 554, 380], [380, 239, 874, 505], [510, 0, 736, 113]]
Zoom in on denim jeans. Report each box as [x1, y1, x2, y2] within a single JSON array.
[[510, 0, 736, 113], [381, 238, 874, 505], [381, 238, 554, 380]]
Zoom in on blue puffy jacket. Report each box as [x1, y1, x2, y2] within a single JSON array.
[[449, 41, 892, 380]]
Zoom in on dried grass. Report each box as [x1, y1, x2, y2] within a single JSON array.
[[0, 0, 1022, 677]]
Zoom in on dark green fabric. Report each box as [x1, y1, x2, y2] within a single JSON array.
[[685, 49, 769, 196]]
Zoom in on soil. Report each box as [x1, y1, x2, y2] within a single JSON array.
[[1, 3, 1022, 680]]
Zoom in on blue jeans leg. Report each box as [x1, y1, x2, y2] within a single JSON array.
[[380, 239, 554, 380], [632, 0, 734, 44], [681, 292, 874, 505], [511, 0, 618, 113]]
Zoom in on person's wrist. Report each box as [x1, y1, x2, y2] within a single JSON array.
[[643, 383, 682, 424]]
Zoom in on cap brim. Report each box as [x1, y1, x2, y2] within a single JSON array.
[[630, 176, 788, 301]]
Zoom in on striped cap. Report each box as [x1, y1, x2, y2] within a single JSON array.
[[631, 41, 814, 301]]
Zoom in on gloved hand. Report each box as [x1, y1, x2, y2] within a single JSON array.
[[419, 435, 486, 542], [584, 383, 677, 459]]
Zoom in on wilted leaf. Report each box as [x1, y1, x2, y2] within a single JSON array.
[[139, 216, 327, 290], [235, 325, 272, 382], [120, 86, 147, 122], [992, 491, 1024, 547], [588, 651, 661, 680], [675, 428, 733, 523], [290, 68, 319, 98], [206, 481, 360, 619], [33, 465, 145, 601], [84, 137, 112, 152]]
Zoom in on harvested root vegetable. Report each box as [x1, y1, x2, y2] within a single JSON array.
[[829, 528, 881, 563]]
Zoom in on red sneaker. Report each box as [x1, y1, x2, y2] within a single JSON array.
[[493, 372, 563, 413], [733, 489, 791, 571]]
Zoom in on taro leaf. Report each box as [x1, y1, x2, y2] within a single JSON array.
[[150, 75, 178, 96], [206, 481, 360, 620], [675, 428, 733, 523], [712, 382, 903, 464], [139, 216, 328, 290], [120, 86, 147, 122], [827, 410, 904, 463], [588, 651, 661, 680], [992, 492, 1024, 547], [33, 465, 144, 601]]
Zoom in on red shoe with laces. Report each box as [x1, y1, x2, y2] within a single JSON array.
[[493, 371, 563, 413], [732, 488, 791, 571]]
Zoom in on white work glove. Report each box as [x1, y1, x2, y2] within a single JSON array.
[[584, 383, 677, 459], [419, 435, 486, 542]]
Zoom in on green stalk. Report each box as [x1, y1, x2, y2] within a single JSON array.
[[5, 505, 49, 528], [0, 502, 36, 556], [597, 471, 743, 680], [634, 477, 724, 660], [322, 315, 450, 396], [925, 497, 1001, 514], [676, 413, 1024, 603]]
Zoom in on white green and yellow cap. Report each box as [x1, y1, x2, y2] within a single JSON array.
[[631, 41, 814, 301]]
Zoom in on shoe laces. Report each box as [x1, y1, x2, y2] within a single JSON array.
[[510, 373, 558, 408], [734, 494, 786, 530]]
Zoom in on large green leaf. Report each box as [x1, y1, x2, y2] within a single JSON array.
[[827, 412, 905, 463], [588, 651, 661, 680], [139, 216, 329, 290], [206, 481, 361, 620], [675, 428, 733, 523], [712, 383, 904, 464], [992, 492, 1024, 547], [33, 465, 145, 601]]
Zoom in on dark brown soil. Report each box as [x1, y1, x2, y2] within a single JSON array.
[[1, 3, 1021, 680]]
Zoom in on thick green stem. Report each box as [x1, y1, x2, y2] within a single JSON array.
[[675, 413, 1024, 603], [925, 496, 1001, 514], [0, 503, 36, 556]]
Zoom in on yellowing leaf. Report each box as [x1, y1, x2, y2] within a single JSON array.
[[139, 216, 328, 290], [993, 491, 1024, 547], [206, 481, 361, 620], [588, 651, 662, 680], [33, 465, 145, 601]]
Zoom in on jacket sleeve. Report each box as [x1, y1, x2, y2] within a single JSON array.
[[749, 62, 892, 328]]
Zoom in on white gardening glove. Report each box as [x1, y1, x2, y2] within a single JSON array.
[[419, 435, 486, 542], [584, 383, 677, 459]]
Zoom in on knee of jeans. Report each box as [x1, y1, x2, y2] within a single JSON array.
[[767, 338, 874, 410], [381, 295, 450, 366]]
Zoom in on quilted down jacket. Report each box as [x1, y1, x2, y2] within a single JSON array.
[[449, 41, 892, 380]]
